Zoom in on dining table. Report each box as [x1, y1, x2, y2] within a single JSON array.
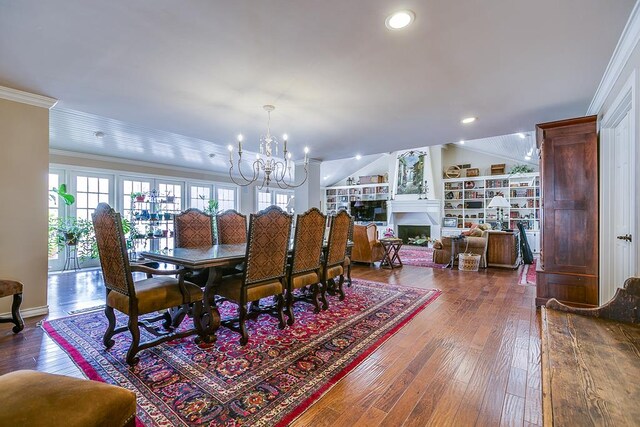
[[141, 241, 352, 343], [141, 244, 246, 343]]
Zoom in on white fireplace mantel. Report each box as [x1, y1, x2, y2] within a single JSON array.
[[387, 199, 442, 238]]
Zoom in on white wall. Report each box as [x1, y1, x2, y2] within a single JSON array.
[[595, 19, 640, 297], [442, 144, 539, 178]]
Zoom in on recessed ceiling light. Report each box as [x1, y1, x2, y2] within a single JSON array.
[[525, 155, 532, 161], [461, 117, 477, 124], [323, 176, 330, 180], [355, 154, 362, 160], [517, 132, 526, 139], [385, 10, 415, 30], [459, 140, 465, 145]]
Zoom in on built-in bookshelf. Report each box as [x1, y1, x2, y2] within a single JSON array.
[[323, 183, 390, 216], [443, 172, 541, 252]]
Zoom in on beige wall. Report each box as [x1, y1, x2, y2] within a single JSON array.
[[0, 98, 50, 314]]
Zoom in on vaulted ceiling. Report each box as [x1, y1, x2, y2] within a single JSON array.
[[0, 1, 635, 169]]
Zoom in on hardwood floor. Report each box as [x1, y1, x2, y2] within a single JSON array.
[[0, 264, 541, 426]]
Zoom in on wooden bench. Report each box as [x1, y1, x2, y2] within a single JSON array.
[[540, 277, 640, 426]]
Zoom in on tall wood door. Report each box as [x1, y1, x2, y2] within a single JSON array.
[[536, 116, 598, 306]]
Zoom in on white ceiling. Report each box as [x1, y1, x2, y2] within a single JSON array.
[[448, 132, 538, 166], [0, 1, 635, 165]]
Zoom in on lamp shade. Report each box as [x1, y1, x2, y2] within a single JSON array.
[[488, 195, 510, 209]]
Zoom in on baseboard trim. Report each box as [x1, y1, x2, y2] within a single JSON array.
[[0, 305, 49, 319]]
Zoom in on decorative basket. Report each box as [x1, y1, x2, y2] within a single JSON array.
[[458, 253, 481, 272]]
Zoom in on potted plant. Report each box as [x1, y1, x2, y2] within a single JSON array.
[[198, 195, 219, 215], [49, 184, 75, 206], [131, 192, 146, 202]]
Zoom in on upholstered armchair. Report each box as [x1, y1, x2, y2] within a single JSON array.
[[92, 203, 205, 365], [351, 223, 385, 265], [432, 231, 489, 268], [216, 205, 292, 345]]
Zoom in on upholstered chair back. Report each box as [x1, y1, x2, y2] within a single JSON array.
[[243, 206, 292, 285], [216, 209, 248, 244], [92, 203, 134, 297], [291, 208, 326, 275], [174, 208, 215, 248], [326, 210, 351, 267]]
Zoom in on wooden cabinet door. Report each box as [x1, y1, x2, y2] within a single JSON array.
[[540, 118, 598, 276]]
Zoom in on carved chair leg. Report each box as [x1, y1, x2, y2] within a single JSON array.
[[320, 281, 329, 311], [10, 293, 24, 333], [337, 275, 346, 301], [286, 290, 295, 326], [126, 315, 141, 366], [276, 294, 286, 329], [239, 303, 249, 346], [103, 305, 117, 349], [312, 284, 322, 314]]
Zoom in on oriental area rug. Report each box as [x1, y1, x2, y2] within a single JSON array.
[[399, 246, 447, 269], [519, 259, 538, 285], [43, 279, 440, 426]]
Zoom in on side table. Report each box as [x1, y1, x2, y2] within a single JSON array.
[[447, 236, 466, 269], [380, 238, 403, 269]]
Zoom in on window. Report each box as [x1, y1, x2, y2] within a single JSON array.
[[190, 185, 211, 211], [122, 178, 152, 221], [48, 173, 60, 221], [75, 175, 111, 220], [256, 189, 293, 211], [156, 181, 183, 214], [257, 190, 272, 211], [217, 187, 236, 212], [275, 192, 291, 210]]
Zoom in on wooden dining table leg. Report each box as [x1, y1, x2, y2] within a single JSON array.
[[196, 267, 222, 344]]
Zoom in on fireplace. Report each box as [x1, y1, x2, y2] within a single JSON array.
[[398, 225, 431, 245]]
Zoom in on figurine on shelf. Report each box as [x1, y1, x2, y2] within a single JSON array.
[[346, 177, 354, 186]]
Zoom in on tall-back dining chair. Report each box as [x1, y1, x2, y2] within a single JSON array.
[[92, 203, 205, 365], [174, 208, 215, 248], [319, 210, 351, 309], [215, 205, 292, 345], [343, 216, 355, 287], [173, 208, 216, 288], [216, 209, 247, 244], [286, 208, 326, 323]]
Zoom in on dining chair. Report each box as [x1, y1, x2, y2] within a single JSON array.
[[92, 203, 205, 365], [343, 216, 355, 287], [174, 208, 215, 287], [320, 210, 351, 309], [286, 207, 326, 324], [216, 205, 292, 345], [216, 209, 247, 244]]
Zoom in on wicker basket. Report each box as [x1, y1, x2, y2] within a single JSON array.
[[458, 253, 481, 272]]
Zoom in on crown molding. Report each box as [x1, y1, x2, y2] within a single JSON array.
[[0, 85, 58, 109], [587, 1, 640, 115]]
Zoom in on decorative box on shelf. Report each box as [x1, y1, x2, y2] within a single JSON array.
[[359, 175, 385, 184]]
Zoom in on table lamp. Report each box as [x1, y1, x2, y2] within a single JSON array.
[[488, 195, 510, 230]]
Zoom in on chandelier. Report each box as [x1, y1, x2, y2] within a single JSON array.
[[228, 105, 309, 190]]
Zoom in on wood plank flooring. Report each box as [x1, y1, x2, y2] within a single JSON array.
[[0, 264, 542, 426]]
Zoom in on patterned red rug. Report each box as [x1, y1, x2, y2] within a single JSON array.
[[43, 279, 440, 426], [399, 246, 447, 269], [519, 259, 537, 285]]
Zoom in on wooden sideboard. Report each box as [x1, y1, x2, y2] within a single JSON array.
[[486, 231, 520, 268], [536, 116, 599, 307]]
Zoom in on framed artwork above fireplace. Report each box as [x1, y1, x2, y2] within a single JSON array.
[[395, 150, 426, 196]]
